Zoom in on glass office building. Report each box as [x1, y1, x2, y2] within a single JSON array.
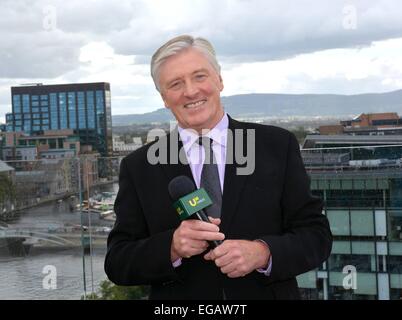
[[5, 83, 112, 156], [297, 135, 402, 300]]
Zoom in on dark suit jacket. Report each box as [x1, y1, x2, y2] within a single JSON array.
[[104, 116, 332, 300]]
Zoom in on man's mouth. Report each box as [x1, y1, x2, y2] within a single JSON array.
[[184, 99, 207, 109]]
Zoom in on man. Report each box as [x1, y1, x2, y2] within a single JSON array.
[[104, 35, 332, 300]]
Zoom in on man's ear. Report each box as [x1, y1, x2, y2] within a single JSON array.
[[218, 75, 224, 92]]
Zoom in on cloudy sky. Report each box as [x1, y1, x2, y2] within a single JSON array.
[[1, 0, 402, 121]]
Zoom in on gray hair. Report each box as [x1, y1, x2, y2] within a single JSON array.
[[151, 35, 221, 92]]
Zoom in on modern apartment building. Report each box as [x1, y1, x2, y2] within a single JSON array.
[[5, 82, 112, 156]]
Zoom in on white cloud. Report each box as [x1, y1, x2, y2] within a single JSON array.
[[1, 0, 402, 119], [221, 38, 402, 96], [75, 41, 162, 115]]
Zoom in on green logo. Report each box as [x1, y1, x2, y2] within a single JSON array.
[[176, 207, 184, 216], [173, 188, 212, 220]]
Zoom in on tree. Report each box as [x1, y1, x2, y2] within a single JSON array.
[[0, 173, 16, 217], [83, 280, 150, 300]]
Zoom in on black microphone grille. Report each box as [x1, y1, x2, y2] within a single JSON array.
[[168, 175, 196, 201]]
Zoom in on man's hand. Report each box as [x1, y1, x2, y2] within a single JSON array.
[[204, 240, 270, 278], [171, 217, 224, 261]]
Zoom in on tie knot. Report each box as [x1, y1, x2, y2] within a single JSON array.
[[198, 136, 215, 165], [198, 136, 213, 147]]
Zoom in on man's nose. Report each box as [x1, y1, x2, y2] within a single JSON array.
[[183, 80, 199, 98]]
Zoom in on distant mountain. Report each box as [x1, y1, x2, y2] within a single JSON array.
[[112, 90, 402, 126], [113, 108, 174, 126]]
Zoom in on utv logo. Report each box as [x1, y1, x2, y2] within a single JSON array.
[[188, 197, 200, 207], [176, 207, 184, 215], [188, 196, 206, 207]]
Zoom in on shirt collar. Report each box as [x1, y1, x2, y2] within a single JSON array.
[[178, 113, 229, 154]]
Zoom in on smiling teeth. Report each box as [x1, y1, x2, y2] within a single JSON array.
[[185, 100, 205, 108]]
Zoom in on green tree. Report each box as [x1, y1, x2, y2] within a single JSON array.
[[83, 280, 150, 300], [0, 173, 15, 206]]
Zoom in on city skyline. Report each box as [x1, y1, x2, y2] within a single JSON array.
[[1, 1, 402, 121]]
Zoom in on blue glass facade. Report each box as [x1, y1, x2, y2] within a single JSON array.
[[77, 91, 86, 129], [86, 91, 95, 129], [50, 93, 58, 129], [68, 92, 77, 129], [6, 82, 112, 156]]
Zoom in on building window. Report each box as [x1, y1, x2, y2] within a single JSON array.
[[77, 91, 86, 129], [87, 91, 95, 129], [59, 92, 67, 129], [68, 92, 77, 129], [23, 123, 31, 132], [49, 139, 56, 149], [50, 93, 58, 130], [22, 94, 30, 113], [13, 94, 21, 113], [96, 90, 105, 135]]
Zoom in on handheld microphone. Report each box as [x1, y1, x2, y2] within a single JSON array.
[[168, 175, 222, 248]]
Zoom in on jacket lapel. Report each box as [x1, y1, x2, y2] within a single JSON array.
[[220, 116, 250, 234], [159, 128, 196, 188]]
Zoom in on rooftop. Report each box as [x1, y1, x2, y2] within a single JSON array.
[[11, 82, 110, 94], [0, 160, 15, 172], [303, 134, 402, 148]]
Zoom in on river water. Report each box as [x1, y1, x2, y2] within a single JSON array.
[[0, 248, 107, 300], [0, 183, 118, 300]]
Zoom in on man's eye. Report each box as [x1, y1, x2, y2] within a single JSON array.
[[169, 82, 181, 89], [195, 74, 206, 80]]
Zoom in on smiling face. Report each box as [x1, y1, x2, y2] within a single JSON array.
[[158, 48, 224, 133]]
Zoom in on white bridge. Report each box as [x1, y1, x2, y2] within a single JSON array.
[[0, 228, 75, 246]]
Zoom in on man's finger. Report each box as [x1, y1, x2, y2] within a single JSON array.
[[214, 254, 232, 268], [204, 251, 212, 260], [208, 217, 221, 225], [220, 262, 237, 275], [186, 220, 220, 232], [227, 271, 244, 278], [187, 239, 209, 250], [188, 230, 225, 241]]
